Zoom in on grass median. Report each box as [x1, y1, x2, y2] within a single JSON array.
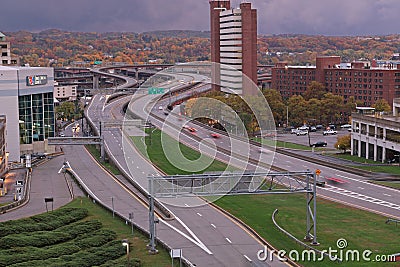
[[131, 129, 235, 175]]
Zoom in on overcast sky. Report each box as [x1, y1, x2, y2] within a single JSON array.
[[1, 0, 399, 36]]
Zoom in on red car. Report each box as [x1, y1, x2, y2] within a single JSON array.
[[183, 125, 196, 132], [210, 133, 220, 138]]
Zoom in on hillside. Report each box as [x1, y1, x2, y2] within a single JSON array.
[[3, 29, 400, 67]]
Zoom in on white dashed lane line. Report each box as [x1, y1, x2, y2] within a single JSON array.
[[323, 186, 400, 210]]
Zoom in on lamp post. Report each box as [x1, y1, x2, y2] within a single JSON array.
[[122, 239, 130, 267], [129, 212, 134, 236]]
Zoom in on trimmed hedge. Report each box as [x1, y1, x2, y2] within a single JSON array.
[[0, 220, 102, 249], [0, 208, 88, 237], [8, 240, 127, 267], [0, 229, 117, 266]]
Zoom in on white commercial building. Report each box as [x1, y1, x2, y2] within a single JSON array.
[[351, 99, 400, 163], [54, 82, 77, 101], [0, 66, 55, 161]]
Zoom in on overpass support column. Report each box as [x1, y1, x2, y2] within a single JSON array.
[[382, 128, 387, 163], [93, 74, 99, 90], [135, 68, 139, 80]]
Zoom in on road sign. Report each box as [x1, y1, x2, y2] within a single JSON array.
[[148, 87, 165, 95], [315, 169, 321, 175]]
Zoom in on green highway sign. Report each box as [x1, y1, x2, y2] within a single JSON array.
[[148, 87, 165, 94]]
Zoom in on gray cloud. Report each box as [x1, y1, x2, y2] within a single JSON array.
[[0, 0, 399, 35]]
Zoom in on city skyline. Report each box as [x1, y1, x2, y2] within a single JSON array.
[[0, 0, 399, 36]]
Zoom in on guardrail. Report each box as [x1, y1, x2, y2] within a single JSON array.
[[84, 96, 173, 221], [65, 166, 192, 267]]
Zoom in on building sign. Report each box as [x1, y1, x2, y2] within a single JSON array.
[[26, 75, 48, 86]]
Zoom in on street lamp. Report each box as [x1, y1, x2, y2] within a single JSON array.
[[122, 239, 130, 267], [129, 212, 134, 236]]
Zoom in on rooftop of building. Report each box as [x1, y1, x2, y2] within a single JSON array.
[[0, 65, 51, 71]]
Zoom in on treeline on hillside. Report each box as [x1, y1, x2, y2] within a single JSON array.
[[4, 29, 400, 67]]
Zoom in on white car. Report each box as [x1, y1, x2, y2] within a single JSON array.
[[296, 130, 308, 136], [340, 124, 352, 129], [323, 129, 337, 135]]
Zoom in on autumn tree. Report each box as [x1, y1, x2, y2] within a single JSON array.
[[372, 99, 391, 113], [263, 89, 286, 126], [55, 102, 75, 120], [303, 81, 326, 100], [335, 134, 351, 153], [287, 95, 308, 126]]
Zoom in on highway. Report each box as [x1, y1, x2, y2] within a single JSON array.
[[144, 93, 400, 220], [82, 65, 400, 266], [85, 88, 285, 264]]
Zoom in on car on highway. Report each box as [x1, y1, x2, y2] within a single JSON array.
[[210, 133, 220, 138], [311, 141, 327, 147], [323, 129, 337, 135], [183, 125, 196, 132], [296, 130, 308, 136], [59, 132, 65, 137]]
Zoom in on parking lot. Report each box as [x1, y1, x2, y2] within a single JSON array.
[[275, 129, 350, 149]]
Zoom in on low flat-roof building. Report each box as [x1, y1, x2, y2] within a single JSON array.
[[0, 66, 55, 161], [351, 99, 400, 163]]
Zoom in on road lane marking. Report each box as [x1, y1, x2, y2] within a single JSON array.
[[358, 187, 364, 190], [336, 174, 400, 193], [244, 255, 252, 262], [323, 186, 400, 211], [211, 223, 216, 229], [197, 212, 202, 217], [384, 193, 391, 197], [226, 237, 232, 244]]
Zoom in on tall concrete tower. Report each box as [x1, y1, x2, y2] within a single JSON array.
[[209, 1, 258, 95]]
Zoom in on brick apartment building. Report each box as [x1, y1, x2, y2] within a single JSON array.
[[209, 0, 258, 95], [271, 56, 400, 106]]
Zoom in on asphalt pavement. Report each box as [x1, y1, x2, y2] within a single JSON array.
[[0, 154, 84, 222]]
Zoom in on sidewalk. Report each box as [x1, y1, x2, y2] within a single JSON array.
[[0, 155, 84, 222]]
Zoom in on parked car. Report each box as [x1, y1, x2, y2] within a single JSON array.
[[309, 126, 317, 132], [323, 129, 337, 135], [298, 126, 309, 131], [291, 128, 299, 134], [340, 124, 352, 129], [315, 125, 324, 130], [311, 141, 327, 147], [296, 130, 308, 136]]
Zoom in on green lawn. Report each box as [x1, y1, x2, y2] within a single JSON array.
[[253, 137, 330, 151], [331, 153, 381, 164], [131, 129, 235, 175], [0, 197, 174, 267], [215, 194, 399, 267]]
